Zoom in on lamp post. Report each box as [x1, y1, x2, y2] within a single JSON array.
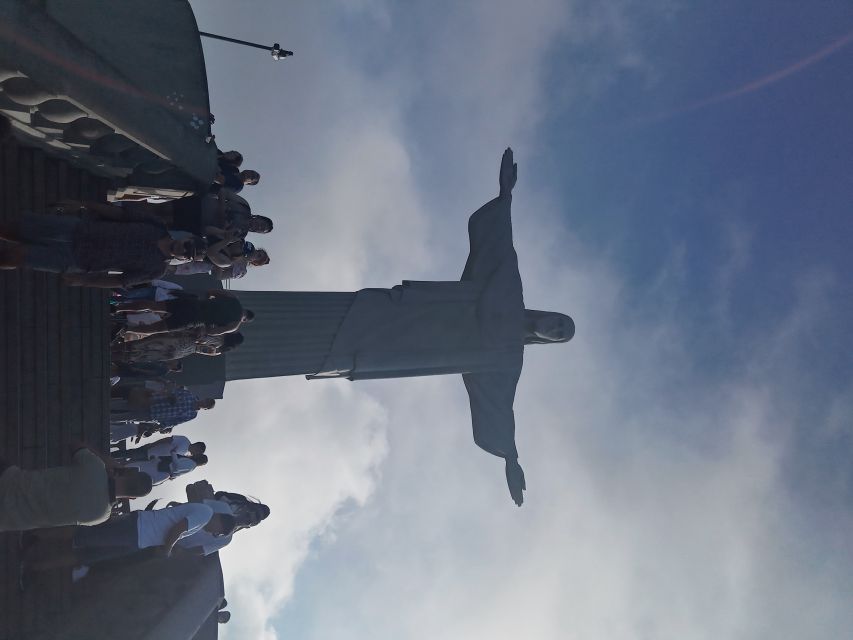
[[198, 31, 293, 60]]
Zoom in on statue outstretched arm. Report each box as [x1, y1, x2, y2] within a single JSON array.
[[461, 148, 519, 282], [463, 371, 526, 505]]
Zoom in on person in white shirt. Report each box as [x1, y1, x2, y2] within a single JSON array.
[[23, 503, 235, 570], [116, 437, 207, 485], [176, 491, 270, 556], [175, 498, 235, 556], [125, 452, 207, 485], [115, 436, 203, 462]]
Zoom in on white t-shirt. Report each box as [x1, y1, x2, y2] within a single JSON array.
[[176, 499, 234, 555], [146, 436, 192, 458], [136, 503, 213, 549]]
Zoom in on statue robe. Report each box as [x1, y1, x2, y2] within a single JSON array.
[[309, 195, 524, 459]]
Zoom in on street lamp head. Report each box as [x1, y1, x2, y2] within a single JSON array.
[[271, 43, 293, 60]]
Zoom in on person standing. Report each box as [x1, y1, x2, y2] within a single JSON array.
[[124, 448, 207, 486], [24, 503, 236, 569], [112, 384, 215, 430], [176, 491, 270, 556], [0, 203, 205, 287], [115, 435, 201, 462], [118, 290, 252, 339], [0, 444, 152, 532]]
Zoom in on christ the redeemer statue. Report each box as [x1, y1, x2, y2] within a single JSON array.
[[227, 149, 574, 505]]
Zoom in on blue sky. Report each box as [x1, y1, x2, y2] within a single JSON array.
[[176, 2, 853, 638], [540, 4, 853, 329]]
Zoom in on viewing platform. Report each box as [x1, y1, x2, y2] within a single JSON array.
[[0, 133, 112, 639]]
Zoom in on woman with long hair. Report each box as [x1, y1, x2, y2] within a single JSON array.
[[173, 491, 271, 556], [213, 491, 271, 531]]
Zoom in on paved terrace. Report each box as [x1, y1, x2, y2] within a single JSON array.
[[0, 134, 111, 639]]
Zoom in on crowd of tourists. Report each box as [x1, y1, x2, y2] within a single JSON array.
[[0, 142, 272, 611], [0, 149, 270, 284]]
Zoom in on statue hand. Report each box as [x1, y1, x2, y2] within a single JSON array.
[[505, 457, 526, 506], [499, 147, 517, 197]]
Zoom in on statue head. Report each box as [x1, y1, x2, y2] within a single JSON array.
[[523, 310, 575, 345]]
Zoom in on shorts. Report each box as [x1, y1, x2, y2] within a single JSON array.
[[19, 212, 82, 273]]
